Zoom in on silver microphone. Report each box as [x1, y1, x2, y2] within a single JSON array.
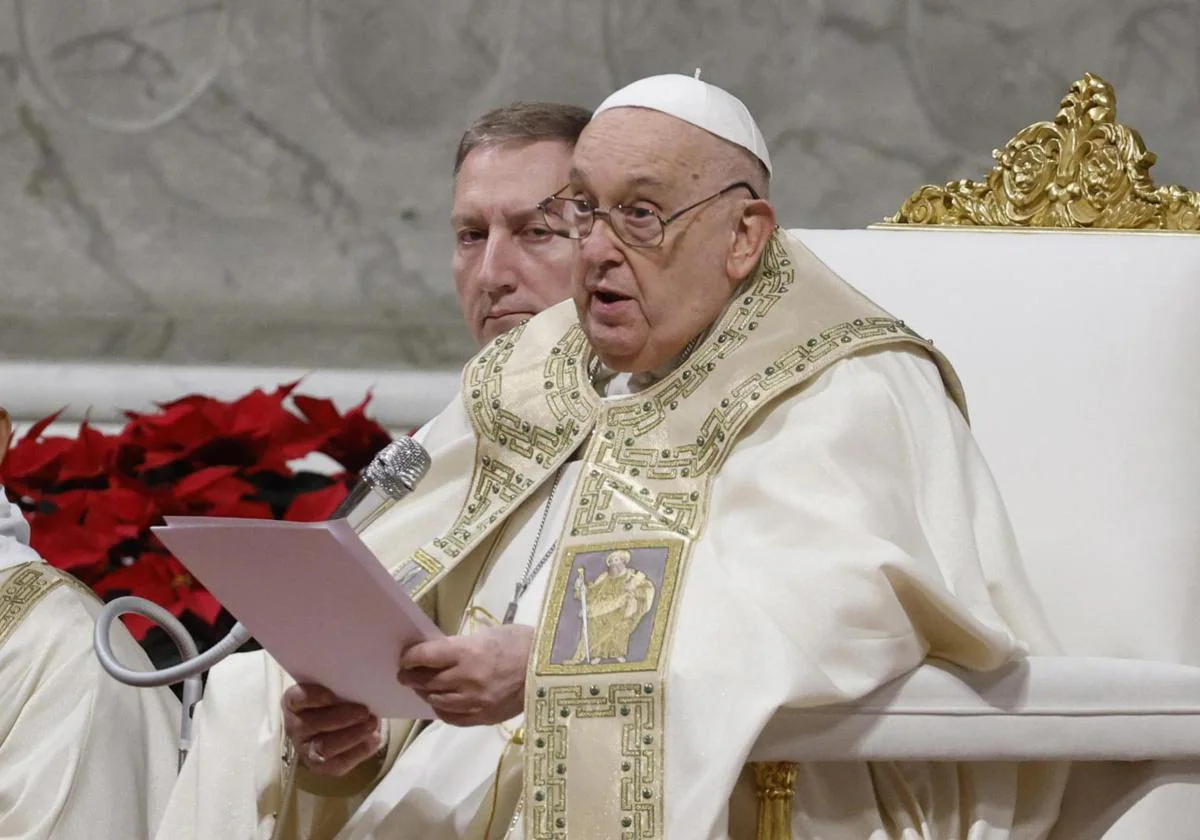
[[333, 437, 432, 531], [93, 435, 432, 767]]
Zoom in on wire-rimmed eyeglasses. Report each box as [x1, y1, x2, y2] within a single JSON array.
[[537, 181, 759, 248]]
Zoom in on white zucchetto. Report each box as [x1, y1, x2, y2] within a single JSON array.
[[593, 73, 772, 176]]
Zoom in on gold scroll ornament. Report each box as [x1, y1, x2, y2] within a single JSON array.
[[884, 72, 1200, 231]]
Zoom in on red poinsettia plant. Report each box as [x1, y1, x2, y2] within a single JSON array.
[[0, 382, 393, 666]]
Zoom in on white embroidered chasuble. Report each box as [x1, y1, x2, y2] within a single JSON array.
[[0, 491, 181, 840], [156, 231, 1067, 839]]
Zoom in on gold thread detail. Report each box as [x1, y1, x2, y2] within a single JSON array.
[[886, 72, 1200, 231], [391, 548, 441, 596], [416, 323, 594, 577], [0, 563, 65, 649], [528, 683, 660, 839], [753, 762, 798, 840]]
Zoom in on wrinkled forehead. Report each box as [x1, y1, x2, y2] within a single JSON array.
[[452, 140, 573, 222], [571, 107, 717, 195]]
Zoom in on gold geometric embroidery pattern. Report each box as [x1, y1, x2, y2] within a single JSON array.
[[569, 313, 921, 539], [466, 321, 528, 444], [529, 683, 660, 839], [426, 323, 597, 568], [543, 327, 594, 427], [430, 455, 539, 560], [568, 469, 697, 539], [469, 324, 589, 461], [0, 563, 63, 649]]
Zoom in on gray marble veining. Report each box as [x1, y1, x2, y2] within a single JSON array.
[[0, 0, 1197, 370]]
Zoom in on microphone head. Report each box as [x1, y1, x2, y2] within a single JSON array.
[[362, 437, 431, 501]]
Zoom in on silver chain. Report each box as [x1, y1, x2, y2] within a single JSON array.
[[502, 466, 565, 624]]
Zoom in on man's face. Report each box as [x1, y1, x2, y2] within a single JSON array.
[[452, 140, 578, 345], [568, 109, 744, 373]]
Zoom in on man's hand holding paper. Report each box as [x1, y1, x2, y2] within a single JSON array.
[[152, 517, 444, 720], [398, 623, 534, 727], [284, 623, 534, 777], [282, 684, 383, 776]]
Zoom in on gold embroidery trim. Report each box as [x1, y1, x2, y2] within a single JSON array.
[[393, 322, 598, 599], [528, 682, 661, 839], [439, 326, 593, 559], [577, 316, 917, 511], [0, 563, 64, 649], [884, 72, 1200, 231], [571, 238, 923, 538]]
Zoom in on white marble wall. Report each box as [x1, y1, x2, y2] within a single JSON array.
[[1, 0, 1198, 377]]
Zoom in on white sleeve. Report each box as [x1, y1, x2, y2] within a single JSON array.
[[0, 488, 39, 570]]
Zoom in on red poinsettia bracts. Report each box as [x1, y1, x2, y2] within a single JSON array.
[[0, 384, 395, 656]]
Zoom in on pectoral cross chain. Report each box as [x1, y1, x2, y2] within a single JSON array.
[[502, 540, 557, 624], [500, 466, 565, 625]]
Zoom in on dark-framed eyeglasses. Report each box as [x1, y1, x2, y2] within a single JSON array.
[[537, 181, 759, 248]]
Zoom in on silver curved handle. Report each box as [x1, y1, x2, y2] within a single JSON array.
[[93, 597, 251, 770]]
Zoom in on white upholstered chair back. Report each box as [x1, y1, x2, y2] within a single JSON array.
[[797, 226, 1200, 838]]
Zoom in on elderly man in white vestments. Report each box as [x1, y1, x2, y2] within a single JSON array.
[[160, 78, 1071, 840], [0, 409, 180, 839]]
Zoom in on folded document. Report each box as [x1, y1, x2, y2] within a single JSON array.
[[154, 516, 440, 718]]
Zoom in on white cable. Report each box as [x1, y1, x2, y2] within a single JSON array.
[[94, 597, 249, 770]]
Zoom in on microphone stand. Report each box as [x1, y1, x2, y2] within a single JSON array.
[[91, 437, 430, 771]]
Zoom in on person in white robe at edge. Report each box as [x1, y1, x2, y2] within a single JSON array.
[[162, 78, 1073, 840], [0, 407, 180, 839]]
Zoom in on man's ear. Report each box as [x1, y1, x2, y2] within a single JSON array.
[[726, 198, 777, 283]]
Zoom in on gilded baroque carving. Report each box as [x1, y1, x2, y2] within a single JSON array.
[[886, 73, 1200, 230]]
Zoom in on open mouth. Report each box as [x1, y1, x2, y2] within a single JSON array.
[[594, 290, 627, 305]]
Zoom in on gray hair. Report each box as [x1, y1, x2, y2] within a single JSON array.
[[454, 102, 591, 175]]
